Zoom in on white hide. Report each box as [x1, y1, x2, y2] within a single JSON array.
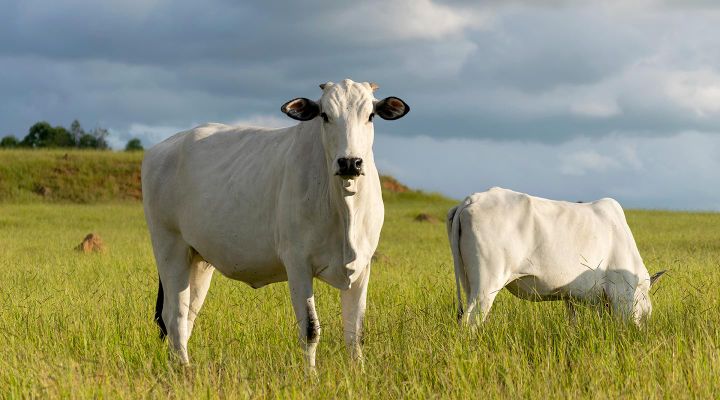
[[447, 187, 658, 327], [142, 79, 406, 368]]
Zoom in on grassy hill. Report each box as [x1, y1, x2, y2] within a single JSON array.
[[0, 150, 143, 203], [0, 149, 444, 203]]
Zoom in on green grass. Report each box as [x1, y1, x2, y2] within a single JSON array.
[[0, 150, 718, 398], [1, 198, 719, 398]]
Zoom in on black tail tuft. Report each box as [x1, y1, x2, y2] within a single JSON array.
[[154, 276, 167, 340]]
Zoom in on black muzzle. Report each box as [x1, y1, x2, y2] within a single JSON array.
[[336, 157, 363, 178]]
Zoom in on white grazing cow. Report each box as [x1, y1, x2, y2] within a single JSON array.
[[142, 79, 409, 369], [446, 187, 665, 327]]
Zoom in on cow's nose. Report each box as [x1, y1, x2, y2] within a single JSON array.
[[337, 157, 363, 177]]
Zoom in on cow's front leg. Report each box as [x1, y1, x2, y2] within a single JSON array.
[[287, 269, 320, 372], [341, 264, 371, 364]]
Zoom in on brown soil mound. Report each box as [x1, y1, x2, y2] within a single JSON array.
[[75, 233, 105, 253], [34, 185, 52, 197], [414, 213, 440, 224], [372, 251, 391, 264]]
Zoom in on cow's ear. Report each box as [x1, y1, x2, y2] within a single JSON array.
[[374, 96, 410, 120], [281, 98, 320, 121]]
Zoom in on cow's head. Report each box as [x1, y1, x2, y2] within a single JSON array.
[[281, 79, 409, 183]]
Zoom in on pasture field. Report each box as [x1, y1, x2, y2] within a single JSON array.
[[1, 193, 720, 398]]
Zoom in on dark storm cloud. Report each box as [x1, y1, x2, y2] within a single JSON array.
[[1, 0, 720, 144]]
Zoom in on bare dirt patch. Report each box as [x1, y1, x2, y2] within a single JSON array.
[[75, 233, 105, 253], [414, 213, 440, 224], [380, 175, 410, 193]]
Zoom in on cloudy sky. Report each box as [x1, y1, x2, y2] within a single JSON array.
[[1, 0, 719, 210]]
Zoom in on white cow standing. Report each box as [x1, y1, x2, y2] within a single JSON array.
[[447, 187, 665, 327], [142, 79, 409, 369]]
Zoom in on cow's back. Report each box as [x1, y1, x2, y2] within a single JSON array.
[[142, 123, 295, 284], [458, 187, 646, 298], [143, 124, 260, 228]]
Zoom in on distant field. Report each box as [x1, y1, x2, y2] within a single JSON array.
[[0, 150, 143, 203], [1, 151, 719, 398]]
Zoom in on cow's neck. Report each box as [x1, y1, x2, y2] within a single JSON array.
[[328, 171, 367, 267], [293, 120, 380, 272]]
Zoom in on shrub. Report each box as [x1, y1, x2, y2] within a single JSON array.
[[125, 138, 144, 152], [0, 135, 19, 148]]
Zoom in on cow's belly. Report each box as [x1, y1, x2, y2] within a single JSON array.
[[216, 260, 287, 288], [505, 272, 606, 302], [182, 220, 287, 288], [500, 235, 614, 301], [200, 247, 287, 289], [504, 257, 608, 302]]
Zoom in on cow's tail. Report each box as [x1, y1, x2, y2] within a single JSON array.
[[154, 275, 167, 340], [447, 201, 470, 323]]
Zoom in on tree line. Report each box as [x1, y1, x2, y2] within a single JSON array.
[[0, 120, 143, 151]]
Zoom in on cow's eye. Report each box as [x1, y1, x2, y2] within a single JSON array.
[[320, 112, 329, 123], [368, 113, 375, 122]]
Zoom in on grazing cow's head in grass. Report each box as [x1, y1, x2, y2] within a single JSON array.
[[281, 78, 409, 185]]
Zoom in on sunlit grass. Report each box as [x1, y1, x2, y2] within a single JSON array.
[[1, 200, 719, 398]]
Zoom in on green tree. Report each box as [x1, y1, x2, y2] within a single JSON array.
[[21, 122, 52, 148], [77, 134, 99, 148], [70, 119, 85, 144], [48, 126, 75, 147], [74, 126, 110, 150], [124, 138, 143, 151], [20, 122, 75, 148], [90, 127, 109, 150], [0, 135, 19, 148]]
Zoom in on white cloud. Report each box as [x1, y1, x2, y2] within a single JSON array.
[[326, 0, 491, 42], [120, 123, 190, 148], [559, 151, 621, 176], [569, 100, 621, 118], [665, 68, 720, 116], [400, 41, 478, 79]]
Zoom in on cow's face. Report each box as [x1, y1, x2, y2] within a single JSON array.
[[282, 79, 409, 183]]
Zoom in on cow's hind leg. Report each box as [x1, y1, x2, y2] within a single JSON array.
[[154, 276, 167, 339], [187, 251, 215, 338], [464, 268, 507, 328], [153, 234, 193, 365], [465, 284, 502, 328], [463, 259, 507, 328]]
